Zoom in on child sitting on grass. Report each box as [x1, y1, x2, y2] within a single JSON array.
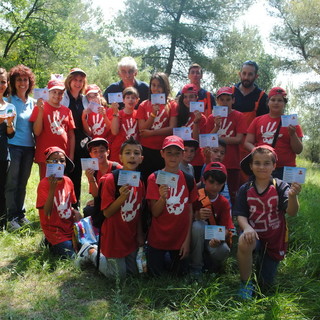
[[36, 147, 81, 258], [233, 145, 301, 299]]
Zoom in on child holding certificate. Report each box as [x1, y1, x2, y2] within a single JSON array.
[[190, 162, 234, 278], [244, 87, 303, 179]]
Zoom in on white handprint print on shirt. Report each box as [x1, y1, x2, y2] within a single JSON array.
[[217, 118, 233, 137], [54, 189, 72, 219], [121, 188, 140, 222], [151, 108, 167, 130], [48, 111, 66, 135], [122, 118, 137, 139], [260, 121, 283, 145], [166, 185, 188, 215], [92, 114, 105, 136]]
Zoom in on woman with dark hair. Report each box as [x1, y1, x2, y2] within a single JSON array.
[[5, 64, 35, 230], [61, 68, 89, 208]]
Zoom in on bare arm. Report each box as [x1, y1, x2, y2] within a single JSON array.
[[179, 204, 193, 259], [67, 129, 75, 161], [286, 182, 301, 217], [81, 109, 92, 137], [244, 133, 256, 151], [288, 125, 303, 154], [33, 100, 44, 136], [110, 103, 120, 135], [149, 185, 168, 217], [237, 215, 259, 244], [221, 132, 244, 145]]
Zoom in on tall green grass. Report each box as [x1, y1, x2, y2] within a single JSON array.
[[1, 160, 319, 319]]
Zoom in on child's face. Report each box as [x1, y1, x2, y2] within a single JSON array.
[[211, 146, 226, 162], [49, 89, 64, 106], [89, 145, 109, 164], [216, 94, 234, 110], [182, 146, 196, 163], [150, 78, 164, 94], [268, 94, 285, 115], [204, 177, 224, 198], [87, 92, 100, 104], [161, 146, 183, 170], [183, 92, 197, 108], [46, 152, 66, 167], [250, 152, 276, 180], [120, 144, 143, 170], [124, 94, 139, 110]]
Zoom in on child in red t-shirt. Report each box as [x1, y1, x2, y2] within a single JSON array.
[[190, 162, 234, 277], [30, 80, 76, 180], [146, 135, 198, 276], [37, 146, 81, 258], [206, 87, 246, 205], [109, 87, 140, 163], [76, 137, 145, 278]]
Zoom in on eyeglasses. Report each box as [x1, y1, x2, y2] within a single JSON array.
[[47, 159, 66, 164]]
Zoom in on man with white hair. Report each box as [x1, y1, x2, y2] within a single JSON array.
[[103, 57, 149, 109]]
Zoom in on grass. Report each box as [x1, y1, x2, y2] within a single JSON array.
[[1, 159, 320, 319]]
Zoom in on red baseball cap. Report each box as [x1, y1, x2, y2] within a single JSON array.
[[216, 87, 233, 98], [44, 146, 74, 173], [181, 83, 198, 94], [47, 80, 65, 91], [268, 87, 287, 99], [240, 145, 278, 176], [162, 135, 184, 150], [85, 84, 100, 96], [69, 68, 86, 76], [204, 162, 227, 177]]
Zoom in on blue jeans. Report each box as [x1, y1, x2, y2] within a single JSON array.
[[50, 240, 75, 258], [5, 145, 35, 221]]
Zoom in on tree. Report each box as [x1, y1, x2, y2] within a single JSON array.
[[118, 0, 251, 76]]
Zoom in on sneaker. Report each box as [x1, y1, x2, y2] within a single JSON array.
[[19, 217, 31, 226], [238, 280, 254, 300], [75, 243, 94, 268], [8, 220, 21, 230]]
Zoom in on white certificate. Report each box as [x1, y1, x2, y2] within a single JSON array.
[[108, 92, 123, 103], [190, 101, 204, 113], [281, 114, 299, 127], [45, 163, 64, 178], [199, 134, 219, 148], [33, 88, 49, 101], [213, 106, 228, 118], [117, 170, 141, 187], [155, 170, 179, 188], [173, 127, 192, 140], [205, 225, 225, 241], [151, 93, 166, 105], [87, 102, 101, 114], [283, 166, 306, 184], [81, 158, 99, 171]]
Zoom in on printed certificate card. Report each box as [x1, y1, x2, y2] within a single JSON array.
[[173, 127, 192, 140], [88, 101, 101, 114], [155, 170, 179, 188], [199, 134, 219, 148], [281, 114, 299, 127], [205, 225, 226, 241], [190, 101, 204, 113], [46, 163, 64, 178], [108, 92, 123, 103], [283, 166, 306, 184], [151, 93, 166, 105], [213, 106, 228, 118], [81, 158, 99, 171], [33, 88, 49, 101], [117, 170, 141, 187]]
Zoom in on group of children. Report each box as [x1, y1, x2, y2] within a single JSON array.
[[1, 64, 303, 300]]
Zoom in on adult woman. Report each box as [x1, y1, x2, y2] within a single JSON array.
[[6, 65, 35, 230], [61, 68, 89, 208]]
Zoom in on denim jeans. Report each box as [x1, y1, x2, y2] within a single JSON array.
[[5, 145, 35, 221], [50, 240, 75, 258]]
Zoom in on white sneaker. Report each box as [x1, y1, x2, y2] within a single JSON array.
[[8, 220, 21, 230], [75, 243, 95, 268], [19, 217, 31, 225]]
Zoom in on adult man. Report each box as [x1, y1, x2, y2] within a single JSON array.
[[178, 63, 215, 117], [103, 57, 149, 109]]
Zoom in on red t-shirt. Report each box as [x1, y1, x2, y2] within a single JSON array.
[[184, 113, 207, 166], [30, 102, 76, 163], [87, 108, 111, 139], [206, 110, 246, 169], [146, 170, 198, 250], [247, 114, 303, 167], [36, 176, 77, 245], [100, 173, 145, 258], [136, 99, 178, 150], [109, 110, 139, 163]]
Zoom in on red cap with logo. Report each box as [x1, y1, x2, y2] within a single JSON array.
[[181, 83, 198, 94], [204, 161, 227, 177], [47, 80, 65, 91], [85, 84, 100, 95], [268, 87, 287, 99], [216, 87, 233, 98], [69, 68, 86, 76], [162, 135, 185, 150], [44, 146, 74, 173]]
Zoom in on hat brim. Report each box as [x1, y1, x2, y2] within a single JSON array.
[[240, 153, 253, 176], [162, 143, 184, 151], [49, 86, 65, 91]]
